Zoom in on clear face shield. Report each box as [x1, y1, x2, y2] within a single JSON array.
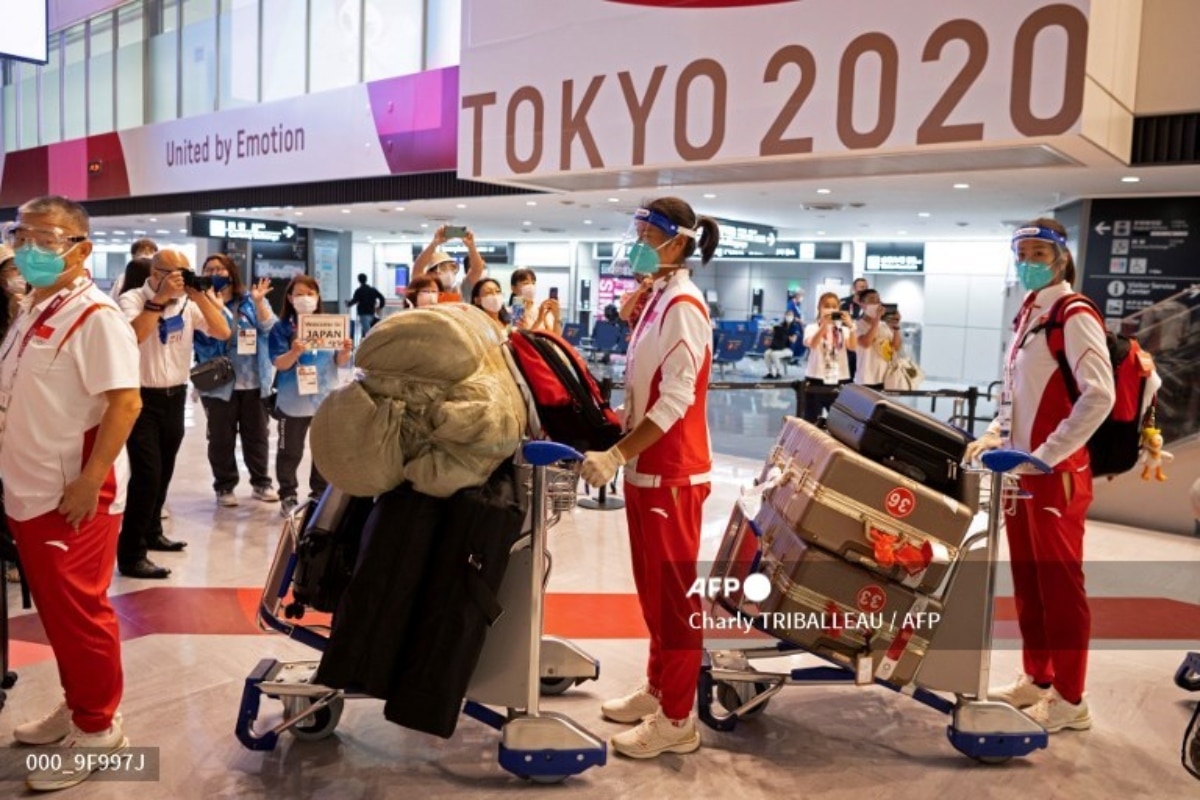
[[1009, 226, 1067, 292], [611, 207, 700, 276]]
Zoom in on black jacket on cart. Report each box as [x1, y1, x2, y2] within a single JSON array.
[[314, 461, 526, 738]]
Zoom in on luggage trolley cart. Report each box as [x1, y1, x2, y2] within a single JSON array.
[[235, 440, 606, 784], [698, 449, 1051, 764]]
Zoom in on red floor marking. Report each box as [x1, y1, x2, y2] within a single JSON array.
[[7, 590, 1199, 671]]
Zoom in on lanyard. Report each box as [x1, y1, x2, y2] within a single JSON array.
[[998, 297, 1038, 441]]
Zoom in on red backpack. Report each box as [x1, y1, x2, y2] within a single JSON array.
[[1034, 294, 1158, 477], [505, 328, 624, 453]]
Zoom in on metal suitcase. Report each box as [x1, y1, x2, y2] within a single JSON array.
[[755, 504, 943, 686], [826, 384, 971, 500], [762, 417, 972, 594]]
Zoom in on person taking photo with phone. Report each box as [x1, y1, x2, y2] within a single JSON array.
[[802, 292, 856, 424], [414, 225, 487, 303]]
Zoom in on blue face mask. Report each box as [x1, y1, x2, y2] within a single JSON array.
[[210, 276, 230, 292], [1015, 260, 1057, 292], [628, 240, 661, 275], [14, 244, 68, 288]]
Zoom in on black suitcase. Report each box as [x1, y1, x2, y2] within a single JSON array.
[[826, 384, 969, 497], [289, 487, 377, 615]]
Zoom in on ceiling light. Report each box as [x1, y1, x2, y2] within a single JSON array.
[[583, 219, 593, 225], [522, 220, 532, 226], [816, 188, 831, 195], [607, 197, 620, 203], [148, 217, 158, 222], [93, 230, 106, 235], [456, 203, 467, 209], [112, 230, 126, 235], [155, 229, 170, 235], [133, 230, 146, 235], [178, 229, 186, 234], [294, 211, 304, 216], [420, 223, 428, 228], [953, 183, 970, 189], [897, 230, 908, 235], [1121, 176, 1141, 183], [341, 208, 351, 214], [526, 200, 538, 206], [918, 212, 930, 218], [816, 230, 826, 235], [702, 193, 716, 199], [394, 206, 405, 211]]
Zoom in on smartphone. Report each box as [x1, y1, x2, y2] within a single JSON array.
[[548, 287, 559, 301], [444, 225, 468, 239]]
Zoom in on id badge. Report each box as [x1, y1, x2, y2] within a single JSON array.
[[159, 314, 185, 345], [823, 354, 841, 386], [297, 364, 319, 396], [237, 328, 257, 355]]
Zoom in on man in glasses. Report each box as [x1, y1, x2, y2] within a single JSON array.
[[117, 249, 231, 579], [0, 195, 142, 790], [413, 224, 487, 303]]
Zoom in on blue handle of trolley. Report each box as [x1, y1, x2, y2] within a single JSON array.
[[522, 440, 585, 466], [981, 449, 1052, 475]]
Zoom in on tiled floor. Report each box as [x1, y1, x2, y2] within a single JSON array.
[[1, 391, 1197, 799]]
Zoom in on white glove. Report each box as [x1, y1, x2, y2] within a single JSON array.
[[963, 432, 1002, 465], [581, 445, 626, 488]]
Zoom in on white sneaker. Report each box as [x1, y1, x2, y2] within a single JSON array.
[[252, 486, 280, 503], [280, 497, 299, 519], [600, 684, 661, 724], [610, 709, 700, 759], [26, 720, 129, 792], [13, 702, 72, 745], [1025, 688, 1092, 733], [991, 673, 1048, 709], [216, 491, 239, 508]]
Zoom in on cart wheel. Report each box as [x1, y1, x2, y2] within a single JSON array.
[[281, 695, 344, 742], [974, 756, 1013, 766], [525, 774, 569, 785], [716, 681, 771, 720], [1, 671, 16, 690], [539, 676, 576, 696]]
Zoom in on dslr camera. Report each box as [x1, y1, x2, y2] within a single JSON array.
[[181, 270, 213, 292]]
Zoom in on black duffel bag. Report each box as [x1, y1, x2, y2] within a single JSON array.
[[189, 356, 235, 392]]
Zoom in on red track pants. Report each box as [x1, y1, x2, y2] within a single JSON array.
[[1003, 469, 1093, 704], [624, 481, 710, 720], [8, 511, 123, 733]]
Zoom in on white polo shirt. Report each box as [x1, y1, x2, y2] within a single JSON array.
[[119, 284, 214, 388], [0, 279, 141, 521]]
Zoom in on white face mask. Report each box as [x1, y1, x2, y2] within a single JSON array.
[[292, 295, 318, 315], [5, 277, 26, 294], [480, 294, 504, 313], [519, 283, 536, 301]]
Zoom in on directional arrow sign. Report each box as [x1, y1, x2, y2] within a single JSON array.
[[1094, 221, 1112, 236], [283, 226, 295, 237]]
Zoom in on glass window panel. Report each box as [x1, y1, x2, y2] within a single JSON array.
[[63, 23, 87, 140], [181, 0, 217, 117], [309, 0, 360, 92], [89, 14, 115, 134], [218, 0, 258, 108], [363, 0, 422, 79], [3, 64, 16, 152], [261, 0, 305, 101], [19, 63, 38, 148], [117, 4, 145, 129], [423, 0, 458, 70], [148, 0, 180, 122], [42, 35, 62, 144]]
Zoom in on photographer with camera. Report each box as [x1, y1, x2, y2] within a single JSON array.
[[117, 250, 230, 579], [801, 291, 857, 424]]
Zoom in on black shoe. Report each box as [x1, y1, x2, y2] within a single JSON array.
[[119, 559, 171, 579], [147, 535, 187, 552]]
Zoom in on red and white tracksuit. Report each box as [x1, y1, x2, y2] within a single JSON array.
[[993, 281, 1113, 703], [0, 280, 140, 733], [622, 269, 712, 720]]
